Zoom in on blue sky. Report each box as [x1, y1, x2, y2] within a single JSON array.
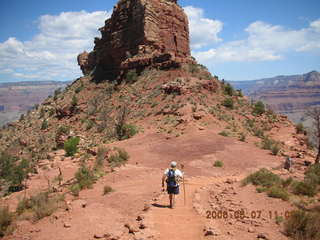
[[0, 0, 319, 82]]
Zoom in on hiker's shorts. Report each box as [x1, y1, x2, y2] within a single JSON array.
[[167, 185, 179, 195]]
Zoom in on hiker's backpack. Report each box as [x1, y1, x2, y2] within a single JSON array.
[[166, 169, 177, 187]]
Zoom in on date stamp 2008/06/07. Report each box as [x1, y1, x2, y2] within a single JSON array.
[[206, 209, 291, 220]]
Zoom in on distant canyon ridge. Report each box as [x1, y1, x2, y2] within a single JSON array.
[[0, 81, 70, 126], [230, 71, 320, 124]]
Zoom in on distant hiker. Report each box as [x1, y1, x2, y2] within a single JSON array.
[[162, 161, 183, 209], [284, 156, 293, 171]]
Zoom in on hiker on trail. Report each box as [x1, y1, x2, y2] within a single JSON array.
[[284, 156, 293, 171], [162, 161, 183, 209]]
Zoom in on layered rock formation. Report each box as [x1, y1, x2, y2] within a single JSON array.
[[231, 71, 320, 122], [78, 0, 193, 80]]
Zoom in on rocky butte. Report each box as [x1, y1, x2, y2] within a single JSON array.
[[78, 0, 193, 81]]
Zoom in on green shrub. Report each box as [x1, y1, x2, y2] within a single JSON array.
[[126, 70, 138, 83], [75, 165, 96, 190], [95, 146, 109, 170], [30, 192, 57, 220], [222, 98, 234, 109], [0, 206, 12, 237], [54, 88, 62, 100], [120, 124, 138, 140], [267, 186, 289, 201], [188, 64, 200, 74], [296, 123, 306, 134], [16, 198, 30, 215], [284, 209, 320, 240], [75, 85, 83, 93], [239, 132, 246, 142], [253, 128, 264, 138], [71, 95, 78, 107], [219, 130, 231, 137], [0, 154, 30, 193], [213, 160, 223, 167], [292, 180, 317, 197], [243, 168, 281, 187], [85, 119, 94, 130], [64, 137, 80, 157], [108, 148, 129, 168], [252, 101, 265, 115], [275, 216, 284, 225], [223, 83, 235, 96], [256, 187, 268, 193], [261, 136, 277, 150], [41, 119, 48, 130], [271, 144, 281, 155], [57, 125, 70, 136], [103, 185, 113, 195], [70, 183, 81, 196], [17, 192, 64, 221], [281, 177, 293, 188], [305, 164, 320, 185]]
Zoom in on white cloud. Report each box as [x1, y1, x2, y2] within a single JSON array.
[[183, 6, 223, 49], [0, 10, 110, 82], [194, 19, 320, 64]]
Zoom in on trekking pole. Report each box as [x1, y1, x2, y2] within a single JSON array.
[[181, 164, 186, 206]]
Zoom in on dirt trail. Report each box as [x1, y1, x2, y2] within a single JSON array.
[[149, 177, 206, 240]]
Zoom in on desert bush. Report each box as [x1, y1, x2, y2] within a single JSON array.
[[243, 168, 281, 187], [275, 216, 284, 225], [296, 123, 306, 135], [305, 164, 320, 185], [261, 136, 279, 152], [120, 124, 138, 140], [103, 185, 113, 195], [281, 177, 293, 188], [53, 88, 62, 100], [271, 144, 281, 155], [57, 125, 70, 136], [188, 64, 200, 74], [125, 70, 138, 83], [256, 187, 268, 193], [222, 98, 234, 109], [41, 119, 48, 130], [292, 180, 317, 197], [223, 83, 235, 96], [108, 148, 129, 168], [213, 160, 223, 167], [64, 137, 80, 157], [0, 154, 30, 193], [71, 95, 78, 107], [239, 132, 246, 142], [267, 186, 289, 201], [237, 89, 243, 97], [48, 108, 55, 117], [219, 130, 231, 137], [85, 119, 94, 130], [252, 101, 265, 115], [75, 84, 83, 93], [70, 183, 81, 196], [95, 146, 109, 170], [0, 206, 12, 237], [17, 192, 64, 221], [75, 165, 96, 190], [253, 128, 264, 138], [284, 209, 320, 240]]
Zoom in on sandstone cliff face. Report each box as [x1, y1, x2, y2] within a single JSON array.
[[78, 0, 192, 80]]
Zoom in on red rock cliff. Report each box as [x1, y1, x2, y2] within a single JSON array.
[[78, 0, 192, 80]]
